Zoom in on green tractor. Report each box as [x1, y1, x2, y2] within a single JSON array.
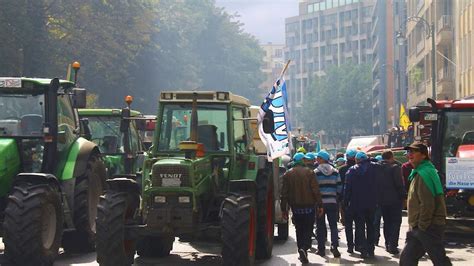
[[78, 99, 145, 179], [96, 91, 277, 266], [0, 76, 106, 265]]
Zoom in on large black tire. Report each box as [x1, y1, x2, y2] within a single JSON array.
[[62, 154, 106, 253], [255, 170, 274, 259], [221, 194, 257, 266], [276, 221, 289, 241], [3, 183, 63, 266], [136, 235, 174, 258], [96, 191, 139, 266]]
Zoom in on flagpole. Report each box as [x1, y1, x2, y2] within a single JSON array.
[[278, 60, 291, 81]]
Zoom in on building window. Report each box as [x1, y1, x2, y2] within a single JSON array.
[[308, 4, 314, 13]]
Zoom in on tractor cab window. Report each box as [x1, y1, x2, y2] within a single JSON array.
[[0, 93, 44, 137], [57, 94, 77, 151], [441, 111, 474, 158], [86, 116, 124, 154], [233, 107, 247, 153], [158, 104, 228, 152]]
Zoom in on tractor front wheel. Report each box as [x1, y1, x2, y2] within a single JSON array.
[[221, 194, 257, 266], [3, 183, 63, 266], [96, 191, 138, 266]]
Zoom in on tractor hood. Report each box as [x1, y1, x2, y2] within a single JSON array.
[[149, 157, 212, 188], [0, 139, 21, 196]]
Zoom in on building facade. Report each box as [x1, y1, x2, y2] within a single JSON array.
[[284, 0, 375, 127], [259, 43, 285, 95], [405, 0, 455, 108], [455, 0, 474, 98], [371, 0, 408, 133]]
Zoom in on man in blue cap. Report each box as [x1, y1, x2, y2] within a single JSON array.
[[303, 152, 316, 170], [314, 150, 342, 257], [345, 151, 378, 259], [281, 152, 323, 263], [339, 149, 358, 253]]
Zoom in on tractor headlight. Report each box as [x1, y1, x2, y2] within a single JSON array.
[[178, 196, 190, 203], [468, 195, 474, 206], [154, 196, 166, 203]]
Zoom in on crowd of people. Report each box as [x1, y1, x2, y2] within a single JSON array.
[[280, 142, 452, 265]]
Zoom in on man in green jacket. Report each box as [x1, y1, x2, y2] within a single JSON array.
[[400, 142, 452, 266]]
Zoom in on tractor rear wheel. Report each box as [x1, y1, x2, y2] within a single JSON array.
[[63, 154, 106, 253], [3, 183, 63, 266], [96, 191, 138, 266], [136, 235, 174, 258], [221, 194, 257, 266], [255, 170, 274, 259]]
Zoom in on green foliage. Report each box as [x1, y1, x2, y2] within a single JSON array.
[[299, 63, 373, 144], [0, 0, 264, 113]]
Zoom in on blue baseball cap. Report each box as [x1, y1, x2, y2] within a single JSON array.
[[355, 151, 368, 160], [336, 157, 346, 163], [375, 155, 383, 161], [293, 152, 305, 162], [317, 150, 330, 161], [304, 152, 315, 160], [346, 149, 357, 159]]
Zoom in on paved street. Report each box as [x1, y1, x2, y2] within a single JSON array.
[[1, 214, 472, 265]]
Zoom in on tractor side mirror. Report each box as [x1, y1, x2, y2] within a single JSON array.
[[72, 88, 87, 108], [408, 107, 420, 122], [120, 108, 131, 132], [262, 110, 274, 134]]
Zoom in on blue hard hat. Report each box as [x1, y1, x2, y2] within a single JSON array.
[[304, 152, 315, 160], [317, 150, 330, 161], [293, 152, 305, 162], [375, 155, 383, 161], [346, 149, 357, 158], [355, 151, 368, 160]]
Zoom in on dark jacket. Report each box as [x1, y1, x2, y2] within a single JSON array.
[[344, 160, 377, 212], [338, 159, 355, 199], [281, 165, 322, 211], [408, 173, 447, 230], [376, 160, 405, 206]]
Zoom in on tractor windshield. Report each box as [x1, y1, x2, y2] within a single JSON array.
[[158, 103, 228, 152], [441, 111, 474, 158], [0, 93, 45, 137], [86, 116, 124, 154]]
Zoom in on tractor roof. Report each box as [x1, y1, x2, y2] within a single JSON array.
[[160, 91, 250, 106], [0, 77, 74, 91], [434, 99, 474, 109], [78, 109, 141, 117]]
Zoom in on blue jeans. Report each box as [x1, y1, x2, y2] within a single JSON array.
[[316, 203, 339, 248]]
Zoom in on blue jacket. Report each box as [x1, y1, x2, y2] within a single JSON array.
[[344, 160, 377, 212]]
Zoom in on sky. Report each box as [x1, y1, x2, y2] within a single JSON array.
[[215, 0, 299, 44]]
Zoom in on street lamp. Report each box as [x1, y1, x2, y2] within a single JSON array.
[[396, 16, 436, 100]]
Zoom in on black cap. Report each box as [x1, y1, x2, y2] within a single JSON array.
[[404, 142, 429, 157]]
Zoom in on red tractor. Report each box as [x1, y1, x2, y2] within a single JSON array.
[[409, 97, 474, 233]]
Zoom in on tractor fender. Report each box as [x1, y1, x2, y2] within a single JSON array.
[[106, 176, 140, 195], [13, 173, 61, 188], [228, 179, 257, 197], [70, 138, 101, 180]]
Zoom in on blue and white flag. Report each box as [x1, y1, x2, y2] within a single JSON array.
[[257, 78, 291, 160]]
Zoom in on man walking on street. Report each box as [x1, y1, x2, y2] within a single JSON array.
[[339, 149, 358, 253], [345, 151, 377, 258], [400, 142, 452, 266], [281, 152, 323, 264], [314, 150, 342, 258], [375, 150, 405, 254]]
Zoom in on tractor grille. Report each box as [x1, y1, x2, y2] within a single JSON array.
[[152, 165, 191, 187]]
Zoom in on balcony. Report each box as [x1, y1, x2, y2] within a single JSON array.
[[437, 67, 455, 97], [436, 15, 453, 47]]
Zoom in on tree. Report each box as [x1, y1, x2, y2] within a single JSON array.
[[299, 63, 373, 145]]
